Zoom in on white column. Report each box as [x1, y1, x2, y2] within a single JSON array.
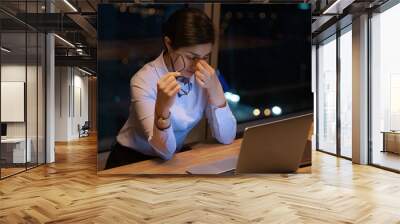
[[46, 1, 55, 163], [352, 14, 369, 164]]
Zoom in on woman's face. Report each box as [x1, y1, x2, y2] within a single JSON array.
[[170, 43, 212, 78]]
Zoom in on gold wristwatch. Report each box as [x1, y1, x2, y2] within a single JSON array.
[[156, 112, 171, 130]]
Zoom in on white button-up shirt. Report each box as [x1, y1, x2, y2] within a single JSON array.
[[117, 51, 237, 160]]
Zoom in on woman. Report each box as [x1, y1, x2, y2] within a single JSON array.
[[105, 7, 237, 169]]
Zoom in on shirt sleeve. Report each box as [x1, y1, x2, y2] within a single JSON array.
[[131, 77, 177, 160], [205, 101, 237, 144]]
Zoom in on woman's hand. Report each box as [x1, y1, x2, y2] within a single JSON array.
[[195, 60, 226, 107], [155, 72, 181, 118]]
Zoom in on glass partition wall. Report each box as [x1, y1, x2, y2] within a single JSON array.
[[316, 25, 353, 159], [370, 2, 400, 172], [0, 1, 46, 179], [339, 26, 352, 159], [316, 0, 400, 172], [317, 35, 337, 155]]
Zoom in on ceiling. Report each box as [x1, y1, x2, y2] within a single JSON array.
[[0, 0, 100, 72], [0, 0, 392, 73]]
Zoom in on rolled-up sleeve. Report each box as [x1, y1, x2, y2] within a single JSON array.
[[205, 102, 237, 144], [148, 120, 176, 160], [131, 77, 177, 160]]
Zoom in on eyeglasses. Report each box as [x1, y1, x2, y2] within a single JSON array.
[[169, 53, 185, 73], [168, 53, 191, 97], [168, 52, 210, 97], [169, 53, 210, 73]]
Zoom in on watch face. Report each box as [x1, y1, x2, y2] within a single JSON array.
[[158, 116, 170, 127]]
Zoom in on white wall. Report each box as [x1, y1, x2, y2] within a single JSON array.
[[1, 65, 26, 131], [72, 73, 89, 138], [1, 64, 46, 164], [1, 65, 27, 140], [1, 65, 40, 137], [55, 66, 69, 141], [55, 67, 89, 141]]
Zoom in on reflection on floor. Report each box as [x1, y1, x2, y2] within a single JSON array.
[[340, 147, 352, 159], [0, 163, 43, 179], [373, 150, 400, 171], [1, 167, 25, 178], [0, 135, 400, 223]]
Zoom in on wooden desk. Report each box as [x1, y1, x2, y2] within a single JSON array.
[[98, 139, 310, 176], [381, 131, 400, 154]]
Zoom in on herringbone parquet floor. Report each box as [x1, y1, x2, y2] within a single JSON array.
[[1, 135, 400, 224]]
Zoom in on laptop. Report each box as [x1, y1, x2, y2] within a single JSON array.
[[186, 113, 312, 174]]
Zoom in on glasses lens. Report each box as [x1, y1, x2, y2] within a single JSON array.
[[174, 55, 185, 72]]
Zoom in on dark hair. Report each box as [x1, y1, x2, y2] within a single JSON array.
[[162, 8, 215, 50]]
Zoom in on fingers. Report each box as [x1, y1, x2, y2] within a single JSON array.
[[172, 84, 181, 95], [195, 70, 211, 85], [194, 60, 217, 90], [165, 81, 179, 93], [156, 72, 181, 98], [171, 72, 181, 78], [195, 61, 215, 86], [196, 61, 209, 76], [165, 83, 180, 97], [195, 70, 205, 81], [158, 80, 179, 97], [163, 75, 180, 96], [198, 60, 214, 74], [165, 75, 177, 85], [195, 74, 206, 88], [160, 72, 181, 82], [158, 72, 179, 89]]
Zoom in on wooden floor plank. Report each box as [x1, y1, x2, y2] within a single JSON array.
[[0, 134, 400, 223]]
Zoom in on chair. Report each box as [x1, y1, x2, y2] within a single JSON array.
[[78, 121, 90, 138]]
